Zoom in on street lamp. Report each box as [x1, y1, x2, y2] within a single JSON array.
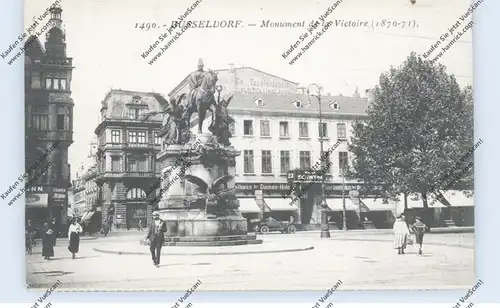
[[341, 165, 347, 231], [307, 83, 330, 239]]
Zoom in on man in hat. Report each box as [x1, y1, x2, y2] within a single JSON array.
[[411, 216, 427, 255], [146, 211, 167, 267], [184, 58, 207, 119]]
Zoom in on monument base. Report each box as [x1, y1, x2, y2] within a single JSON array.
[[139, 209, 263, 246], [140, 234, 263, 246]]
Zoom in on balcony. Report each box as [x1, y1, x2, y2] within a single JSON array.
[[97, 170, 159, 179], [125, 142, 155, 149], [27, 130, 73, 142]]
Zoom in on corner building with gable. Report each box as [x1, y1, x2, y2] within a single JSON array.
[[94, 90, 163, 230], [24, 4, 74, 234]]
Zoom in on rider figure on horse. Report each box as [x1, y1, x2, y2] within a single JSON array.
[[185, 58, 207, 120]]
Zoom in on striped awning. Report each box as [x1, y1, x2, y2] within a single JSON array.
[[263, 198, 298, 211], [361, 198, 393, 211], [325, 198, 357, 211], [441, 190, 474, 207], [238, 198, 263, 213]]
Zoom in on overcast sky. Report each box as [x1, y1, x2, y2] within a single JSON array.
[[23, 0, 473, 177]]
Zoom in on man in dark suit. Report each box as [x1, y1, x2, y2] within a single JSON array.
[[146, 211, 167, 267]]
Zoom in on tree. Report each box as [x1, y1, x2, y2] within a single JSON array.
[[348, 52, 473, 208]]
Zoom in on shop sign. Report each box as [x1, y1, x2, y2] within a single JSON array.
[[287, 170, 325, 183], [52, 187, 67, 205]]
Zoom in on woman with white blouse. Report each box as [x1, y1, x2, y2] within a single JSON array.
[[68, 218, 83, 259]]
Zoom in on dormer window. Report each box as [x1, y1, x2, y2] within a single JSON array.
[[329, 101, 339, 110], [132, 95, 142, 104], [293, 100, 302, 108], [254, 98, 264, 106]]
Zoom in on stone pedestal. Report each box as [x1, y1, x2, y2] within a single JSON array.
[[146, 133, 260, 246]]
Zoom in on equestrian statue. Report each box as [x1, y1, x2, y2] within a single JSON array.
[[184, 58, 219, 135]]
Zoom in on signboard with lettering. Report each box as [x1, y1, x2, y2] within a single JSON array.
[[287, 170, 325, 184], [235, 182, 385, 194], [51, 187, 67, 205], [26, 186, 48, 208]]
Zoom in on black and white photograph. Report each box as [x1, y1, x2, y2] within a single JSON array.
[[21, 0, 476, 291]]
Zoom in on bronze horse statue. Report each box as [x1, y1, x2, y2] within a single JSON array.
[[187, 70, 218, 134]]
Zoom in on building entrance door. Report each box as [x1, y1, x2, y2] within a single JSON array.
[[126, 204, 147, 230]]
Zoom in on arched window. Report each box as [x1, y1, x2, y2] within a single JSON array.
[[126, 188, 146, 199]]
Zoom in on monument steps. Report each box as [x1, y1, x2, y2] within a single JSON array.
[[140, 235, 263, 247]]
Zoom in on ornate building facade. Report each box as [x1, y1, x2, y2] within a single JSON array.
[[94, 90, 163, 230], [24, 4, 73, 232]]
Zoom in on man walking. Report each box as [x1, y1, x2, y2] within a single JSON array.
[[145, 211, 167, 267]]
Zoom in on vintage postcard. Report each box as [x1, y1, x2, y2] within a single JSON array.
[[20, 0, 476, 291]]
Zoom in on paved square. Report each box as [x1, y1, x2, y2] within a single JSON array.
[[26, 232, 474, 291]]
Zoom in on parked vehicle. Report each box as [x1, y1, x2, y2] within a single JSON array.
[[255, 220, 297, 234]]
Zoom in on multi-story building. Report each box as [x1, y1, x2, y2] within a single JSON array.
[[94, 90, 163, 230], [169, 65, 381, 229], [69, 170, 87, 218], [24, 4, 74, 232]]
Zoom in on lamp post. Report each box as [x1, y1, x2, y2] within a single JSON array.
[[307, 83, 330, 239], [341, 165, 347, 231]]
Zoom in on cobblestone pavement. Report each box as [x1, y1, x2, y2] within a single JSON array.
[[26, 232, 474, 291]]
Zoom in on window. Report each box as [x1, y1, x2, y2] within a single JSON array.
[[45, 78, 52, 89], [128, 157, 137, 171], [243, 150, 254, 174], [261, 150, 272, 174], [279, 121, 289, 137], [126, 188, 146, 199], [31, 71, 41, 89], [320, 150, 331, 174], [56, 114, 65, 130], [60, 79, 67, 90], [111, 130, 121, 143], [128, 131, 137, 143], [300, 151, 311, 169], [319, 123, 328, 138], [339, 151, 349, 171], [280, 151, 290, 173], [137, 131, 146, 143], [154, 132, 161, 145], [299, 122, 309, 138], [32, 115, 48, 130], [260, 120, 270, 137], [57, 107, 69, 130], [293, 100, 302, 108], [129, 108, 140, 120], [229, 122, 235, 136], [243, 120, 253, 136], [111, 156, 121, 172], [337, 123, 347, 139], [53, 79, 59, 90]]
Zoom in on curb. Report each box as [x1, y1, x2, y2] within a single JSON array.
[[93, 246, 314, 256]]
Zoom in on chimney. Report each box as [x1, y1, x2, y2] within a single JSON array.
[[228, 63, 237, 92], [228, 63, 235, 72]]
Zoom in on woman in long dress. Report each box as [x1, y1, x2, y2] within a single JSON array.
[[393, 215, 410, 255], [68, 218, 82, 259], [42, 223, 54, 260]]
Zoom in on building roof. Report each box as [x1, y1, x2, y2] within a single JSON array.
[[100, 89, 165, 121], [168, 66, 299, 97], [225, 91, 369, 116]]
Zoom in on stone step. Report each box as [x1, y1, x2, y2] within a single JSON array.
[[139, 238, 263, 247], [165, 234, 257, 242]]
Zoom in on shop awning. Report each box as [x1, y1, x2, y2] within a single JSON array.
[[441, 190, 474, 207], [361, 198, 393, 211], [263, 198, 298, 211], [325, 198, 357, 211], [401, 195, 445, 209], [238, 198, 263, 213], [81, 212, 95, 222]]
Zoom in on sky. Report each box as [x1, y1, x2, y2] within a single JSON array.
[[22, 0, 474, 178]]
